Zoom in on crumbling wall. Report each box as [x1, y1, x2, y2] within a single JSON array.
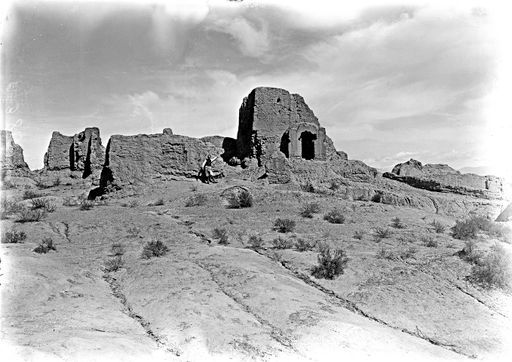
[[44, 127, 105, 178], [384, 159, 504, 199], [1, 130, 30, 176], [100, 131, 224, 188]]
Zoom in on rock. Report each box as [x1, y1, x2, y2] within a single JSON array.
[[100, 131, 224, 188], [384, 159, 504, 199], [0, 130, 30, 176], [44, 127, 105, 178], [496, 203, 512, 222], [234, 87, 377, 184], [163, 128, 173, 135]]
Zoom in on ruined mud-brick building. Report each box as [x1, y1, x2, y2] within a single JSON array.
[[99, 128, 223, 188], [44, 127, 105, 178], [383, 159, 505, 199], [234, 87, 377, 183], [0, 130, 30, 177]]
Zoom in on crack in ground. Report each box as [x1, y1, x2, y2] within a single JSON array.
[[103, 273, 182, 357], [194, 260, 297, 353], [48, 222, 72, 243], [251, 248, 475, 359]]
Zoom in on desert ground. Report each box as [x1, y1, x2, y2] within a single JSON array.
[[1, 174, 511, 362]]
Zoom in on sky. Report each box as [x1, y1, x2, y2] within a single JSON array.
[[1, 0, 511, 179]]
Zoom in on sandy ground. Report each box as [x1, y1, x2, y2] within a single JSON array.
[[1, 178, 511, 361]]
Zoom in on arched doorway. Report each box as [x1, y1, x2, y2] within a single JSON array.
[[280, 131, 290, 158], [300, 131, 316, 160]]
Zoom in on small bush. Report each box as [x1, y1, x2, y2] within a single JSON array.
[[400, 246, 418, 259], [80, 199, 94, 210], [470, 245, 511, 289], [300, 202, 320, 218], [430, 220, 446, 234], [422, 236, 438, 248], [311, 245, 349, 279], [185, 193, 207, 207], [190, 184, 198, 192], [323, 209, 345, 224], [52, 177, 61, 187], [0, 199, 23, 218], [141, 240, 169, 259], [373, 227, 392, 242], [30, 198, 56, 213], [295, 238, 317, 252], [272, 237, 294, 249], [127, 199, 139, 208], [104, 256, 124, 272], [328, 180, 340, 191], [391, 217, 406, 229], [33, 237, 56, 254], [17, 208, 46, 222], [227, 189, 253, 209], [127, 226, 141, 238], [273, 218, 296, 233], [111, 242, 125, 256], [23, 190, 42, 200], [212, 228, 229, 245], [459, 240, 482, 264], [451, 218, 479, 240], [2, 230, 27, 244], [301, 183, 315, 193], [247, 235, 264, 249], [353, 230, 364, 240], [376, 247, 398, 260]]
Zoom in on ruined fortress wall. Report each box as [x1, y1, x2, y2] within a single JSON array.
[[100, 132, 224, 188], [1, 130, 30, 175]]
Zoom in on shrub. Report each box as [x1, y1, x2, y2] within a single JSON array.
[[212, 228, 229, 245], [127, 226, 141, 238], [111, 242, 125, 256], [323, 209, 345, 224], [400, 246, 418, 259], [52, 177, 61, 187], [373, 227, 392, 242], [104, 256, 124, 272], [295, 238, 317, 252], [328, 180, 340, 191], [301, 183, 315, 193], [272, 237, 294, 249], [300, 202, 320, 218], [273, 218, 296, 233], [451, 218, 479, 240], [2, 230, 27, 244], [247, 235, 264, 249], [227, 189, 253, 208], [430, 220, 446, 234], [141, 240, 169, 259], [391, 217, 406, 229], [33, 237, 56, 254], [190, 184, 198, 192], [459, 240, 482, 264], [23, 190, 42, 200], [127, 199, 139, 208], [30, 198, 56, 212], [376, 247, 398, 260], [185, 193, 207, 207], [353, 230, 364, 240], [422, 236, 438, 248], [0, 199, 23, 218], [469, 245, 512, 289], [17, 208, 46, 222], [311, 245, 349, 279], [80, 199, 94, 210]]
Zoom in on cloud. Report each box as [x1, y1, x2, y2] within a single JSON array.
[[207, 16, 270, 57]]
